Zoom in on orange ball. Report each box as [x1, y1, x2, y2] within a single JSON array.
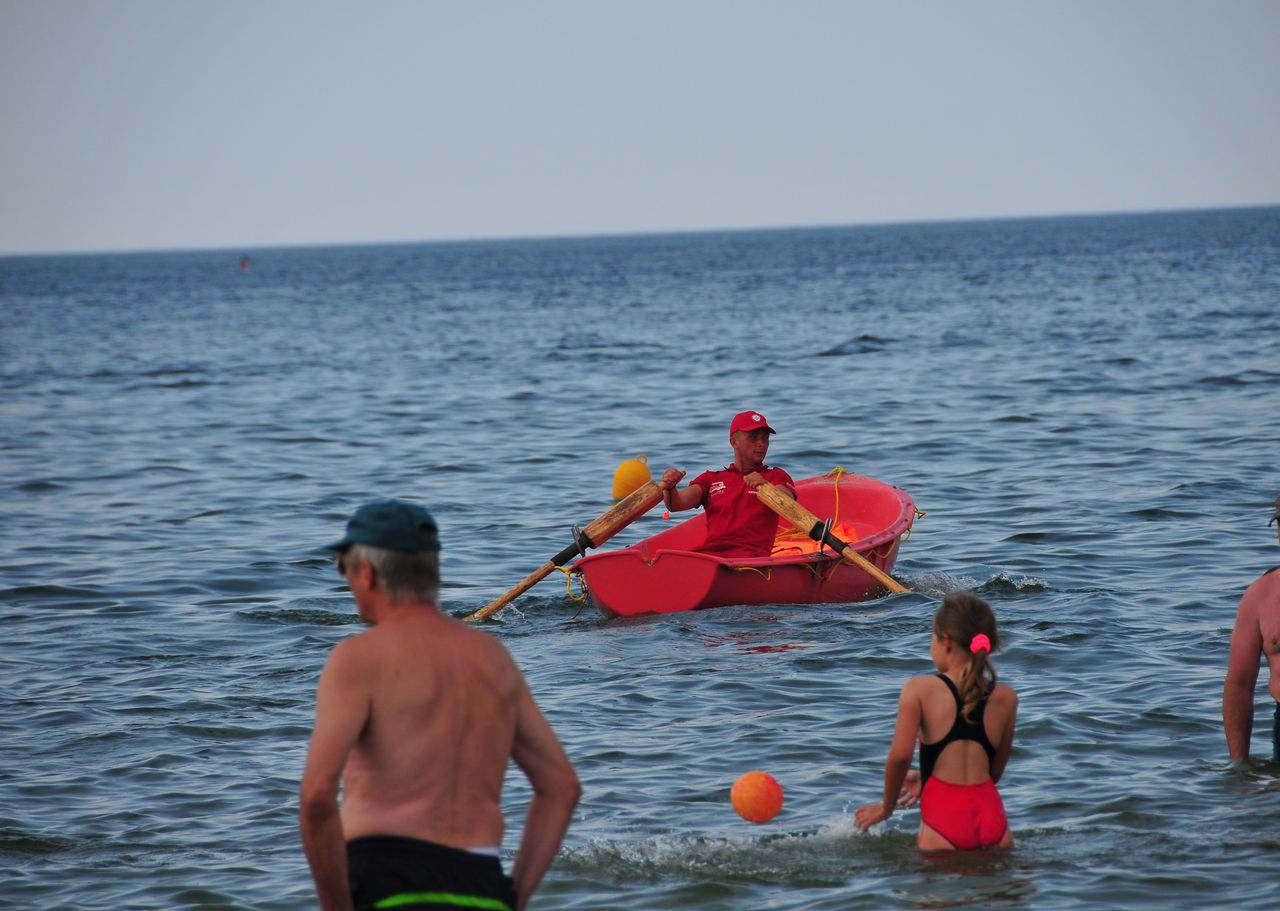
[[731, 770, 784, 823]]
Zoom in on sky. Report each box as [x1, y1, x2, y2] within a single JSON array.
[[1, 0, 1277, 256]]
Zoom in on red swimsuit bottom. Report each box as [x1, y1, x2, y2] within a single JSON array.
[[919, 776, 1008, 850]]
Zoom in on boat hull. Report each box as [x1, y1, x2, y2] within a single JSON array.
[[574, 473, 916, 618]]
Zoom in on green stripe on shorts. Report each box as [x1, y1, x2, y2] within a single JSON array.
[[371, 892, 512, 911]]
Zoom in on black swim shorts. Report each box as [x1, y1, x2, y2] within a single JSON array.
[[347, 835, 518, 911], [1272, 701, 1279, 763]]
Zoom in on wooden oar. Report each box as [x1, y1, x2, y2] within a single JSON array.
[[463, 480, 667, 622], [755, 482, 910, 594]]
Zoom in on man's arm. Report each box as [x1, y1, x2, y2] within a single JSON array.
[[1223, 584, 1263, 762], [660, 467, 702, 512], [300, 640, 371, 911], [666, 482, 704, 512], [509, 680, 581, 911]]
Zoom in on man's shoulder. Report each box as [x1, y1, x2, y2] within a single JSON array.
[[761, 466, 795, 487], [331, 616, 521, 685], [1243, 567, 1280, 602], [456, 619, 518, 655], [437, 616, 523, 666], [330, 622, 396, 655], [321, 629, 380, 684], [1233, 569, 1280, 636]]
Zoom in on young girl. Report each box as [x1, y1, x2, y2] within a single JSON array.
[[855, 593, 1018, 850]]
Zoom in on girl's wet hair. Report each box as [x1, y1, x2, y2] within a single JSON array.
[[933, 592, 1000, 722]]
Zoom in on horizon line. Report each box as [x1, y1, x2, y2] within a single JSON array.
[[3, 201, 1277, 261]]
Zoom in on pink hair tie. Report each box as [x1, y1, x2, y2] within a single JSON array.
[[969, 633, 992, 655]]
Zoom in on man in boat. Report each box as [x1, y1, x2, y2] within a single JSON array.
[[300, 499, 581, 911], [659, 410, 797, 558], [1222, 493, 1280, 764]]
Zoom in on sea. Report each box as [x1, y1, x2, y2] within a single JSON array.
[[2, 207, 1278, 910]]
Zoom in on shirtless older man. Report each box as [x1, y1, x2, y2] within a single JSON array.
[[1222, 494, 1280, 764], [300, 499, 580, 911]]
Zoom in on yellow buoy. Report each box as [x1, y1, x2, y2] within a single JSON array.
[[611, 454, 652, 499]]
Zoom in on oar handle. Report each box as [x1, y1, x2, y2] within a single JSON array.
[[464, 480, 666, 621], [579, 480, 665, 545], [755, 482, 909, 595]]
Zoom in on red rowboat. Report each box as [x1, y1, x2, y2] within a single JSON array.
[[573, 472, 917, 617]]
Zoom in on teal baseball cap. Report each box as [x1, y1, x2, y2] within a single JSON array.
[[327, 499, 441, 553]]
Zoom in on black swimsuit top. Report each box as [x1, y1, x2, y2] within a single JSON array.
[[918, 674, 997, 785]]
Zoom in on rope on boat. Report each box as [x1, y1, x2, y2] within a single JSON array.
[[870, 540, 898, 562], [800, 559, 842, 581], [900, 507, 926, 544], [552, 564, 589, 603], [568, 584, 594, 619]]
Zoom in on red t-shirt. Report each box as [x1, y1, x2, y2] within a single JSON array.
[[690, 465, 796, 558]]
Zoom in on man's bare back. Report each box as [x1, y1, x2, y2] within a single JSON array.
[[333, 610, 524, 847]]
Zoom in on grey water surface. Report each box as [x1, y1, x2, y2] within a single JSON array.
[[2, 208, 1278, 909]]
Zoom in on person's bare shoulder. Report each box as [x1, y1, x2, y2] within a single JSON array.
[[1241, 568, 1280, 611], [1244, 570, 1280, 653], [990, 683, 1018, 711], [902, 674, 932, 694], [326, 627, 378, 670], [314, 629, 381, 705], [442, 616, 525, 686], [1231, 571, 1275, 642], [902, 674, 942, 703], [446, 613, 515, 654]]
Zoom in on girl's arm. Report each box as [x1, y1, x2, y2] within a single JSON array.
[[989, 685, 1018, 785], [855, 679, 923, 829]]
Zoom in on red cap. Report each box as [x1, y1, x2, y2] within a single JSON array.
[[729, 411, 776, 435]]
